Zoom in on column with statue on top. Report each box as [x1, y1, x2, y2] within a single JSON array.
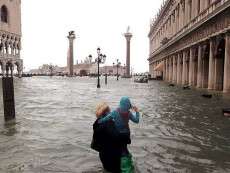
[[124, 26, 133, 78], [67, 31, 76, 76]]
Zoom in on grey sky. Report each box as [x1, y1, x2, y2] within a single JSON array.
[[21, 0, 163, 72]]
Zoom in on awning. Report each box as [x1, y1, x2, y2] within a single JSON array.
[[154, 61, 164, 72]]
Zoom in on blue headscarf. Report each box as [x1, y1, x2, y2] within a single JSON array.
[[119, 96, 132, 112]]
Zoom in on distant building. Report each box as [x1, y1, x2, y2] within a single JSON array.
[[0, 0, 23, 77], [100, 65, 126, 76], [29, 63, 126, 76]]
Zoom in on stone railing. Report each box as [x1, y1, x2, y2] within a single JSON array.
[[150, 0, 229, 58]]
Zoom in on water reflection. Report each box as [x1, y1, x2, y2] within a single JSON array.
[[0, 77, 229, 173], [2, 120, 18, 136]]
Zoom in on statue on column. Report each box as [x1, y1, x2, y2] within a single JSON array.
[[127, 26, 130, 33]]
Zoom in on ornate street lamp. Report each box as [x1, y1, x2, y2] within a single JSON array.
[[105, 66, 108, 85], [113, 59, 121, 81], [123, 64, 126, 77], [89, 47, 106, 88], [48, 64, 54, 77]]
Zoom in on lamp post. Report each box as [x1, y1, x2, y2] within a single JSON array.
[[123, 64, 126, 77], [105, 66, 107, 85], [89, 47, 106, 88], [113, 59, 121, 81], [48, 64, 54, 77]]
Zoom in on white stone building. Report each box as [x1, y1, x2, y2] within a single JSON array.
[[149, 0, 230, 92], [0, 0, 23, 77]]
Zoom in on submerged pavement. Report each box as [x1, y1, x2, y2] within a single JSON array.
[[0, 76, 230, 173]]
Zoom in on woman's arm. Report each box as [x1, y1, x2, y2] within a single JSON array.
[[129, 111, 140, 123], [98, 112, 114, 123]]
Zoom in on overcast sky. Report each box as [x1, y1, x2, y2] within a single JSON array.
[[21, 0, 163, 72]]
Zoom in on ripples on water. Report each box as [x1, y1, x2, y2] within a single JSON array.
[[0, 77, 230, 173]]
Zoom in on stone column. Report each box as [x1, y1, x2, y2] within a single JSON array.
[[191, 0, 195, 19], [165, 59, 168, 81], [18, 61, 23, 78], [153, 63, 156, 78], [171, 57, 174, 82], [163, 59, 167, 81], [170, 56, 174, 83], [200, 0, 204, 12], [197, 44, 203, 88], [166, 58, 169, 81], [179, 2, 184, 30], [181, 0, 185, 28], [1, 61, 6, 77], [193, 50, 198, 86], [213, 52, 224, 91], [177, 53, 181, 84], [208, 38, 216, 90], [182, 51, 187, 85], [185, 0, 190, 25], [189, 47, 194, 86], [169, 58, 172, 82], [173, 12, 176, 35], [203, 0, 208, 10], [223, 32, 230, 93], [168, 59, 171, 82], [202, 54, 209, 88], [10, 65, 14, 77], [175, 7, 178, 34], [173, 55, 177, 83], [149, 64, 152, 78], [186, 55, 190, 85], [6, 65, 9, 77], [67, 31, 76, 76], [5, 42, 9, 55], [168, 17, 171, 38], [124, 29, 133, 78]]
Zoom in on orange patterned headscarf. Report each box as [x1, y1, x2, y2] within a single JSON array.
[[95, 102, 110, 118]]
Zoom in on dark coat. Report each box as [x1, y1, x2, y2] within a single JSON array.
[[91, 118, 122, 173]]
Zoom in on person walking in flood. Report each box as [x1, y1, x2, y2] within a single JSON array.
[[99, 97, 140, 172], [91, 102, 122, 173]]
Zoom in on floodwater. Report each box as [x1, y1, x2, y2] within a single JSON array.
[[0, 76, 230, 173]]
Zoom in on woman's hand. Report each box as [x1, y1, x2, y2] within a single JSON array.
[[132, 106, 139, 112]]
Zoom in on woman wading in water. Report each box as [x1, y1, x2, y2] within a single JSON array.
[[92, 97, 140, 172]]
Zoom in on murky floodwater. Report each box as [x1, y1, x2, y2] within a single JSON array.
[[0, 76, 230, 173]]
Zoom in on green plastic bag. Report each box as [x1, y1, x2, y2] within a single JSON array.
[[121, 153, 134, 173]]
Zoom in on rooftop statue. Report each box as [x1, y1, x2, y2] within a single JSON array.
[[69, 31, 75, 36], [126, 26, 130, 33]]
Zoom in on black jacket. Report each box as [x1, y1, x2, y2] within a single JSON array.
[[91, 118, 122, 173]]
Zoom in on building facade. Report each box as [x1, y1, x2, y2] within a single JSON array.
[[100, 65, 126, 76], [29, 63, 126, 77], [149, 0, 230, 92], [0, 0, 23, 77]]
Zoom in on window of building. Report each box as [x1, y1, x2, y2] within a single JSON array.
[[1, 5, 8, 23]]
